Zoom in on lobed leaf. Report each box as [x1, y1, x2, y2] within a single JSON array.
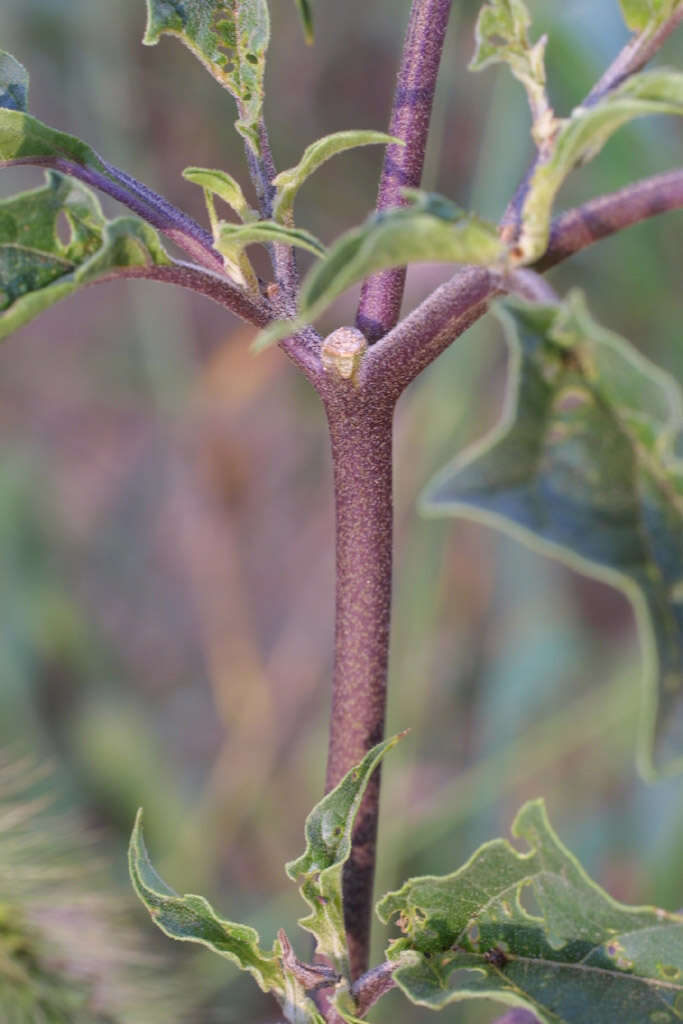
[[619, 0, 682, 32], [423, 292, 683, 776], [516, 69, 683, 262], [293, 0, 315, 44], [0, 50, 29, 112], [0, 171, 171, 341], [377, 799, 683, 1022], [272, 130, 398, 222], [143, 0, 270, 152], [286, 734, 405, 976], [129, 808, 284, 993]]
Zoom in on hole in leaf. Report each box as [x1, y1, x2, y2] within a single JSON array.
[[245, 52, 258, 64], [56, 211, 72, 248], [518, 882, 542, 920]]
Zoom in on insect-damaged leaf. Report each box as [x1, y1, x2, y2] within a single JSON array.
[[377, 799, 683, 1023], [0, 50, 29, 113], [272, 130, 398, 222], [286, 734, 405, 977], [423, 292, 683, 776], [0, 171, 171, 341], [619, 0, 683, 32], [143, 0, 270, 152], [515, 69, 683, 262]]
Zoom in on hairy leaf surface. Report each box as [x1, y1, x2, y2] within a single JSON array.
[[286, 734, 404, 976], [183, 166, 255, 224], [377, 799, 683, 1022], [143, 0, 270, 151], [0, 50, 29, 112], [272, 130, 397, 221], [129, 809, 284, 992], [217, 220, 325, 257], [0, 171, 170, 340], [516, 69, 683, 261], [619, 0, 682, 32], [423, 293, 683, 776]]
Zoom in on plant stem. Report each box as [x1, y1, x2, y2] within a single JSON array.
[[356, 0, 453, 343], [321, 377, 396, 980]]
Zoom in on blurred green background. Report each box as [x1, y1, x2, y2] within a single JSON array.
[[0, 1, 682, 1021]]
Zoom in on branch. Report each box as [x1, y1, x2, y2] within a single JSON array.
[[368, 166, 683, 393], [585, 7, 683, 106], [88, 260, 322, 383], [356, 0, 453, 343], [246, 120, 300, 314], [351, 961, 396, 1016], [87, 260, 271, 326], [501, 9, 683, 235], [537, 167, 683, 270], [3, 153, 226, 275]]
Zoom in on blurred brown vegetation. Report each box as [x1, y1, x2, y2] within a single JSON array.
[[0, 2, 682, 1021]]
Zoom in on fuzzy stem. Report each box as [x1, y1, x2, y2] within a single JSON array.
[[356, 0, 453, 343], [321, 379, 396, 980]]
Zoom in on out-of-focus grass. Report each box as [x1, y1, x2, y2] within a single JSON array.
[[0, 2, 682, 1021]]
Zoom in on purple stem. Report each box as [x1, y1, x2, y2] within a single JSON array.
[[320, 373, 396, 980], [356, 0, 453, 343]]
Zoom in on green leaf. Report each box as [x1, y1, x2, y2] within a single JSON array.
[[0, 171, 171, 341], [619, 0, 681, 32], [377, 799, 683, 1022], [516, 69, 683, 262], [286, 733, 405, 976], [129, 808, 284, 993], [272, 130, 398, 222], [216, 220, 325, 258], [294, 0, 315, 44], [469, 0, 552, 145], [422, 291, 683, 776], [250, 193, 503, 351], [0, 50, 29, 112], [182, 166, 255, 225], [143, 0, 270, 152], [0, 105, 108, 173]]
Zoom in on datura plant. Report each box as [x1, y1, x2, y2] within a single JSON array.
[[2, 1, 683, 1022]]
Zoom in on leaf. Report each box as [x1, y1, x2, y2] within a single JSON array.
[[294, 0, 315, 44], [377, 798, 683, 1022], [216, 220, 325, 258], [0, 171, 171, 341], [619, 0, 681, 32], [272, 130, 398, 222], [0, 50, 29, 112], [515, 69, 683, 262], [143, 0, 270, 152], [183, 166, 255, 224], [422, 291, 683, 776], [129, 808, 283, 993], [286, 733, 405, 977], [469, 0, 552, 145], [0, 104, 109, 173]]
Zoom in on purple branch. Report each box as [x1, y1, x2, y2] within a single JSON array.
[[351, 961, 396, 1016], [2, 154, 225, 274], [356, 0, 453, 343], [585, 7, 683, 106], [537, 167, 683, 270], [501, 10, 683, 237], [491, 1011, 540, 1024]]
